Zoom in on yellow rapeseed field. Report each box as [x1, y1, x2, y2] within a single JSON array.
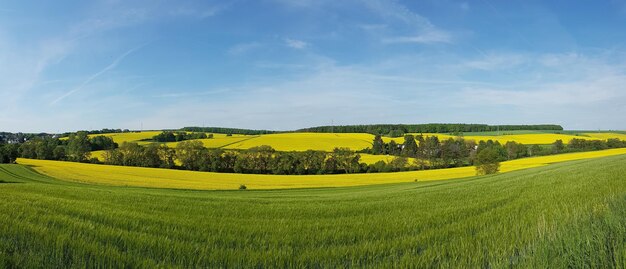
[[165, 134, 251, 148], [222, 133, 374, 151], [18, 148, 626, 190], [583, 132, 626, 141], [90, 150, 105, 161], [87, 131, 162, 145], [359, 154, 421, 165], [82, 131, 626, 154]]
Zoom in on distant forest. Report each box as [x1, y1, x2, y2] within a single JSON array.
[[297, 124, 564, 136], [1, 124, 564, 142], [181, 127, 277, 135]]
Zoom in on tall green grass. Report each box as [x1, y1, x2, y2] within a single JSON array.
[[1, 155, 626, 267]]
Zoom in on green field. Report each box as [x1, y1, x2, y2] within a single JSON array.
[[1, 155, 626, 267]]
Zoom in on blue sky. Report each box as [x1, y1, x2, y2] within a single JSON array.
[[1, 0, 626, 132]]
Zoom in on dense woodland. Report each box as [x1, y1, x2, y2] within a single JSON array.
[[2, 130, 625, 175], [298, 124, 563, 136], [181, 127, 276, 135], [58, 128, 132, 137]]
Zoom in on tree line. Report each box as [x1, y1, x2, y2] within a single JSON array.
[[297, 124, 564, 136], [366, 134, 626, 170], [101, 141, 364, 175], [152, 131, 214, 142], [2, 130, 625, 176], [0, 132, 117, 164], [181, 127, 276, 135], [0, 132, 53, 144], [59, 128, 132, 138]]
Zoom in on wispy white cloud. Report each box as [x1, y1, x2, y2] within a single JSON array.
[[284, 38, 308, 49], [152, 89, 231, 98], [382, 31, 452, 44], [463, 53, 527, 70], [360, 0, 454, 45], [50, 44, 145, 105], [228, 42, 263, 55]]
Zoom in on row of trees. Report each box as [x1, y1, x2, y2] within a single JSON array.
[[566, 138, 626, 151], [102, 141, 363, 175], [0, 144, 19, 163], [0, 132, 117, 163], [298, 124, 563, 135], [59, 128, 132, 138], [369, 135, 478, 168], [368, 134, 626, 170], [181, 127, 276, 135], [152, 131, 214, 142]]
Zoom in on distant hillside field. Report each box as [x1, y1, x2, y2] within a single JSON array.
[[84, 131, 626, 154], [221, 133, 374, 151], [17, 148, 626, 190]]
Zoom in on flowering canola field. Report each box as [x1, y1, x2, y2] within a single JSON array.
[[222, 133, 374, 152], [18, 147, 626, 190], [164, 134, 250, 148], [84, 131, 626, 153], [582, 132, 626, 141], [67, 131, 163, 145]]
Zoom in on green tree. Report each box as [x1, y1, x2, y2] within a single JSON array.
[[103, 148, 123, 165], [329, 148, 360, 174], [117, 142, 144, 166], [18, 140, 37, 159], [528, 144, 542, 156], [247, 145, 275, 173], [441, 138, 463, 167], [389, 156, 408, 171], [157, 145, 176, 169], [89, 136, 117, 151], [387, 140, 399, 155], [298, 150, 326, 174], [67, 132, 91, 162], [220, 151, 237, 172], [606, 138, 625, 148], [0, 144, 19, 163], [552, 139, 564, 154], [176, 140, 207, 171], [421, 136, 441, 165], [401, 135, 418, 157], [372, 135, 384, 154], [142, 144, 163, 168], [475, 147, 501, 175], [272, 152, 299, 175], [199, 149, 224, 172], [53, 146, 66, 160]]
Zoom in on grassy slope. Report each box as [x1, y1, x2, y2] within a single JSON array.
[[16, 148, 626, 190], [1, 155, 626, 267]]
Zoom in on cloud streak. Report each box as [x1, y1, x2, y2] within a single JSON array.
[[382, 31, 452, 44], [284, 38, 308, 49], [50, 44, 145, 105]]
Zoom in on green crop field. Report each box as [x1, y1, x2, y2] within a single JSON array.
[[1, 155, 626, 267]]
